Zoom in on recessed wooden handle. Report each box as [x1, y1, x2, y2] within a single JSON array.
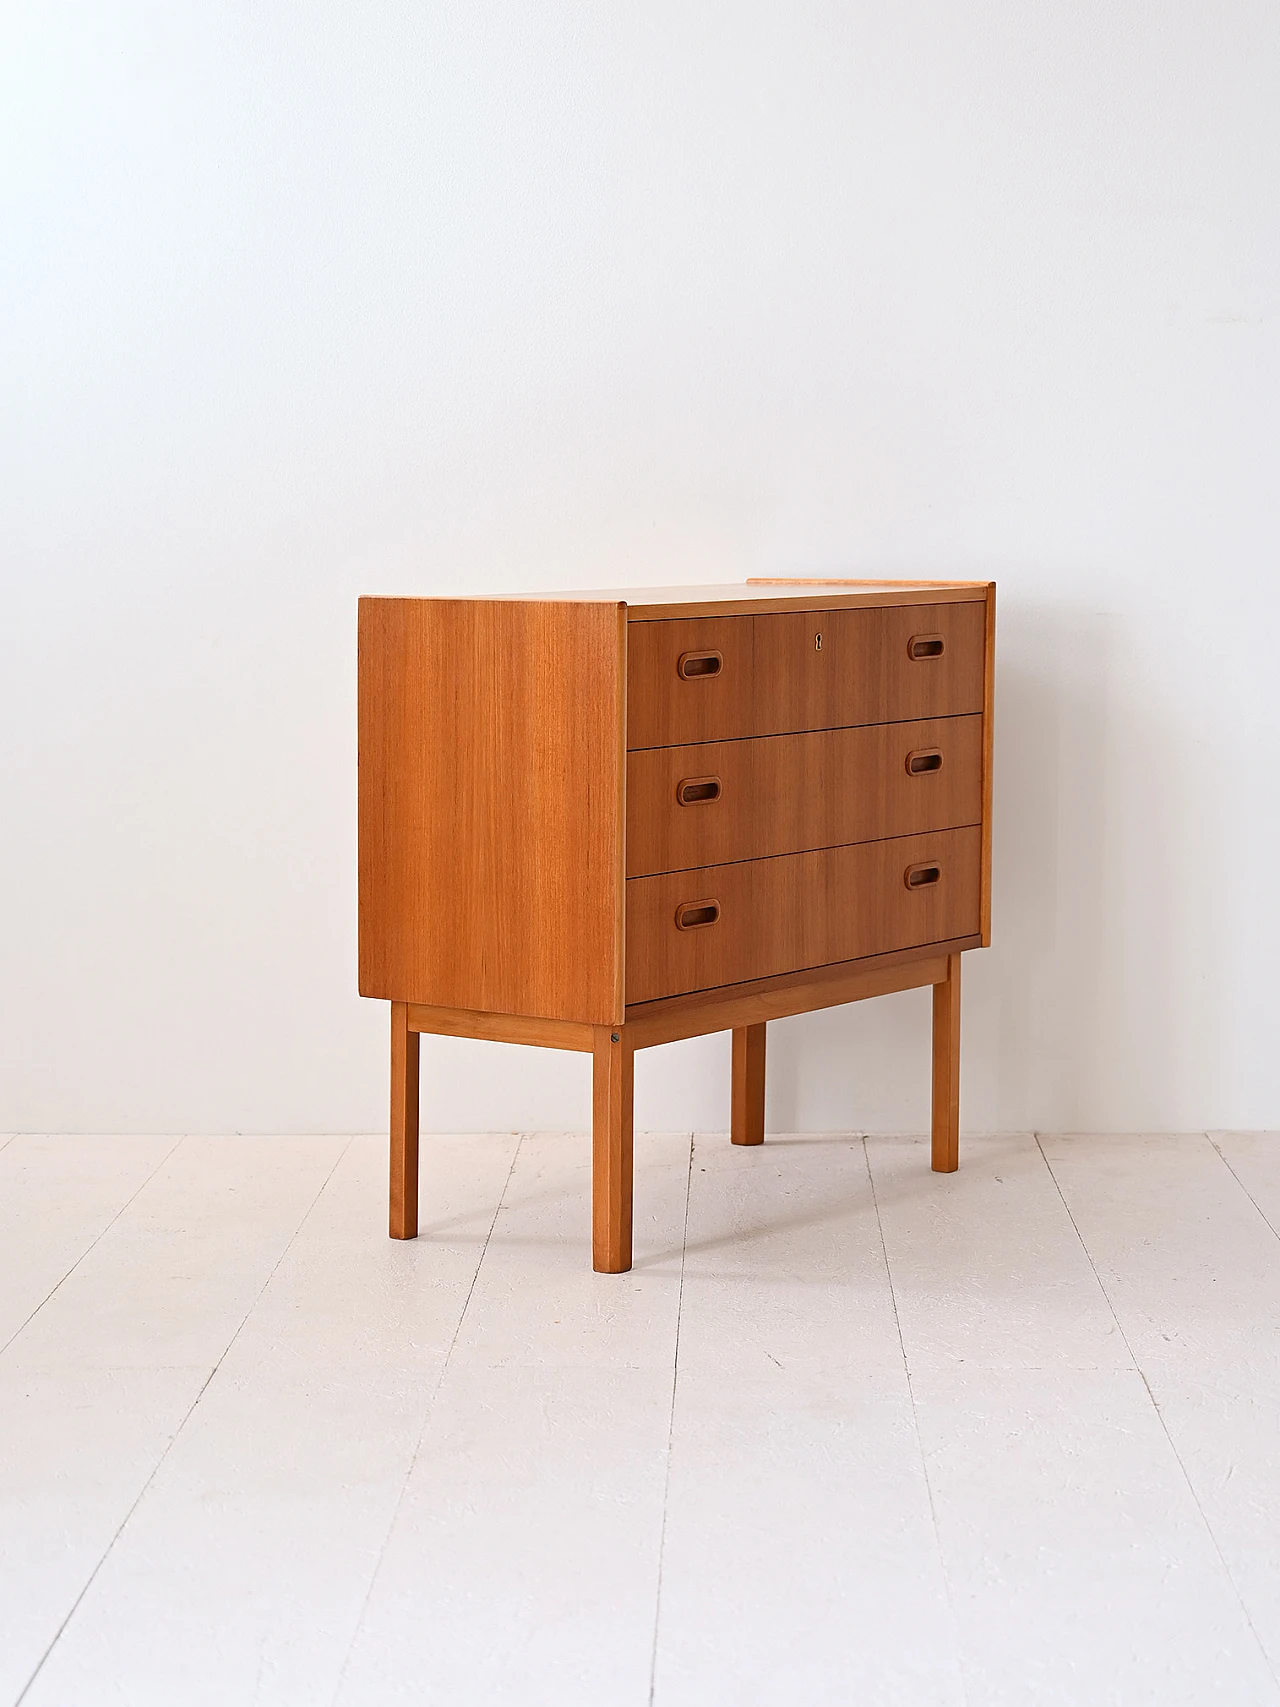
[[908, 634, 945, 660], [677, 649, 723, 679], [676, 775, 722, 806], [906, 748, 944, 775], [904, 862, 942, 889], [675, 898, 721, 930]]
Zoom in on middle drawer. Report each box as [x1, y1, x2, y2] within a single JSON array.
[[626, 714, 982, 877]]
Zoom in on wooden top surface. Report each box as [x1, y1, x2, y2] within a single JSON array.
[[362, 579, 993, 622]]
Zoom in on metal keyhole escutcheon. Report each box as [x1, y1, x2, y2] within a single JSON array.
[[815, 632, 822, 651]]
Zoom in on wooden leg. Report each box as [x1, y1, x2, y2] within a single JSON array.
[[931, 953, 961, 1173], [731, 1023, 766, 1146], [390, 1000, 420, 1238], [592, 1026, 634, 1273]]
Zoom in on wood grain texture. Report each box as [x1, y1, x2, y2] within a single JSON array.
[[752, 576, 997, 950], [931, 952, 961, 1172], [625, 614, 757, 749], [389, 1001, 420, 1239], [592, 1026, 634, 1273], [626, 600, 986, 748], [405, 1004, 594, 1051], [363, 579, 993, 1262], [490, 581, 996, 618], [746, 577, 992, 589], [980, 583, 996, 946], [359, 597, 626, 1023], [623, 944, 965, 1047], [627, 715, 982, 877], [397, 943, 972, 1054], [731, 1024, 766, 1146], [626, 827, 982, 1004], [623, 586, 986, 617]]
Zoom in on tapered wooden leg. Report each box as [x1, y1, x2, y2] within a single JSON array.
[[592, 1026, 634, 1273], [731, 1023, 766, 1146], [931, 953, 961, 1173], [390, 1001, 420, 1238]]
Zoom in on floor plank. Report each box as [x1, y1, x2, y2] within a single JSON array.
[[448, 1131, 690, 1371], [4, 1136, 347, 1373], [868, 1132, 1128, 1370], [336, 1133, 690, 1705], [15, 1134, 519, 1707], [1211, 1132, 1280, 1239], [914, 1367, 1279, 1705], [1, 1135, 345, 1705], [652, 1134, 960, 1703], [337, 1362, 673, 1707], [652, 1366, 963, 1706], [0, 1365, 202, 1707], [0, 1135, 177, 1352], [1038, 1133, 1280, 1367], [1139, 1356, 1280, 1683], [675, 1132, 902, 1374], [1046, 1133, 1280, 1686], [5, 1131, 1280, 1707]]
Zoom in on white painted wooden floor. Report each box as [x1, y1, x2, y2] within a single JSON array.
[[2, 1130, 1279, 1705]]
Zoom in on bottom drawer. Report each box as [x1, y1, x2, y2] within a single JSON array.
[[625, 827, 981, 1004]]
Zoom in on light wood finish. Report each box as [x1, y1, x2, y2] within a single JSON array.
[[747, 577, 992, 589], [754, 576, 996, 947], [391, 943, 973, 1057], [931, 953, 961, 1173], [405, 1003, 594, 1052], [627, 600, 985, 749], [592, 1027, 634, 1273], [496, 581, 995, 619], [626, 614, 757, 750], [360, 579, 994, 1267], [623, 944, 966, 1048], [618, 585, 987, 619], [358, 597, 626, 1023], [627, 715, 982, 877], [389, 1001, 420, 1239], [760, 601, 987, 737], [731, 1024, 766, 1146], [980, 583, 996, 946], [626, 827, 981, 1004], [398, 944, 972, 1052]]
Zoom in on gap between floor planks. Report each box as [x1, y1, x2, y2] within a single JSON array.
[[4, 1132, 1280, 1707]]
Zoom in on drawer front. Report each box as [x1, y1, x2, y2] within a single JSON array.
[[626, 714, 982, 877], [627, 600, 986, 748], [626, 614, 756, 748], [625, 827, 981, 1003]]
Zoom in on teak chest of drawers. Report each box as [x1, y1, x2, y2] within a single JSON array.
[[358, 578, 995, 1272]]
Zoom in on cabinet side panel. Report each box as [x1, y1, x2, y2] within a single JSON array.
[[359, 598, 625, 1023], [980, 582, 996, 945]]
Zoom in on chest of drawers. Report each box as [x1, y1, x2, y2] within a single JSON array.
[[359, 578, 995, 1271]]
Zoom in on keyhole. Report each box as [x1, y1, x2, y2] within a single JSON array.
[[814, 632, 822, 651]]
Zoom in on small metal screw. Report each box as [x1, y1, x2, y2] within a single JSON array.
[[611, 1033, 620, 1042]]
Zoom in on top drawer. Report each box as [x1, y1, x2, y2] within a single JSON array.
[[627, 600, 986, 749]]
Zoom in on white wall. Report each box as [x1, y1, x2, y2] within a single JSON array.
[[3, 1, 1277, 1136]]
